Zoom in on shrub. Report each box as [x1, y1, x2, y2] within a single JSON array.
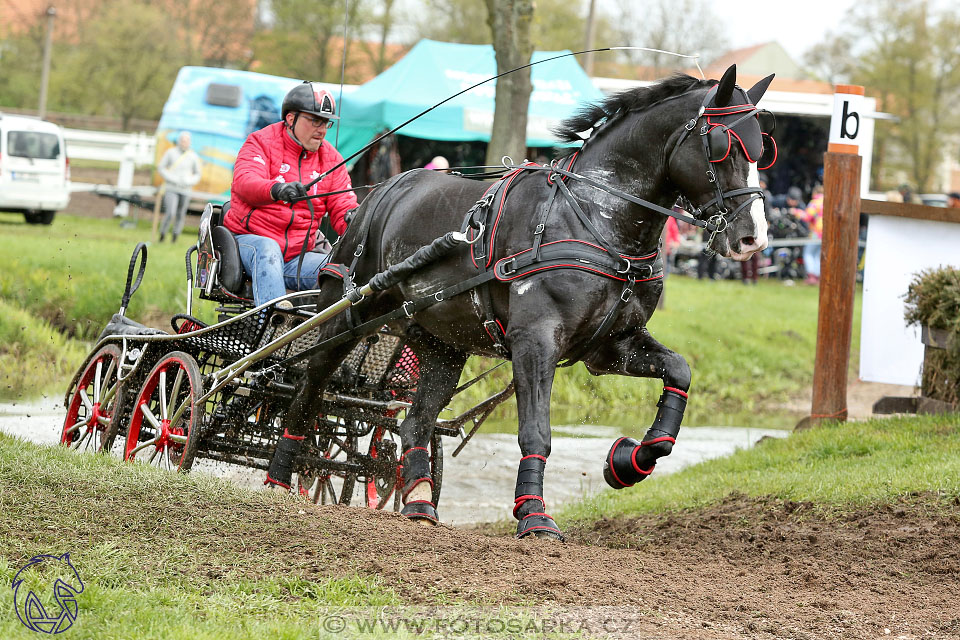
[[904, 266, 960, 404]]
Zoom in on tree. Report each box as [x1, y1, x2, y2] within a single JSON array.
[[483, 0, 534, 167], [57, 0, 187, 128], [608, 0, 729, 76], [806, 0, 960, 191], [254, 0, 366, 83]]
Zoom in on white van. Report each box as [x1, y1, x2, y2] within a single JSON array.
[[0, 113, 70, 224]]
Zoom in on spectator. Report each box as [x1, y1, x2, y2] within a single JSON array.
[[898, 184, 917, 204], [657, 213, 682, 308], [697, 231, 718, 280], [424, 156, 449, 170], [802, 185, 824, 285], [948, 192, 960, 209], [157, 131, 202, 243]]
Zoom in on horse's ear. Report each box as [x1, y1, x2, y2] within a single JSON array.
[[715, 64, 737, 107], [747, 73, 776, 106]]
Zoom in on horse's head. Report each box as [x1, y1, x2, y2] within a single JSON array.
[[667, 64, 776, 260]]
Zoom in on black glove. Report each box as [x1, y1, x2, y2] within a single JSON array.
[[271, 181, 308, 203], [344, 207, 357, 227]]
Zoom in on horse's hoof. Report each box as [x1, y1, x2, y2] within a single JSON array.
[[516, 513, 565, 542], [401, 500, 439, 525]]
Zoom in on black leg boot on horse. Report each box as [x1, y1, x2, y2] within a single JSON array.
[[583, 328, 692, 489], [397, 333, 466, 525]]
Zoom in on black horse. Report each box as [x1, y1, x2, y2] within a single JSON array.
[[268, 65, 775, 540]]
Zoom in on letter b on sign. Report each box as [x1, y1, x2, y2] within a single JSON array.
[[840, 101, 859, 140], [828, 85, 865, 154]]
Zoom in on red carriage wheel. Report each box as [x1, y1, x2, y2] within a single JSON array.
[[61, 344, 125, 453], [123, 351, 204, 472]]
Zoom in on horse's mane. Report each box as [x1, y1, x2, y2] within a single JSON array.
[[553, 74, 715, 142]]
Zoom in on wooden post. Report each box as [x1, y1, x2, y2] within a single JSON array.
[[802, 85, 865, 428]]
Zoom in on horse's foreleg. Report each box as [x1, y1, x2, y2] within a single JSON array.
[[510, 326, 564, 541], [265, 344, 355, 491], [397, 333, 467, 524], [584, 328, 691, 489]]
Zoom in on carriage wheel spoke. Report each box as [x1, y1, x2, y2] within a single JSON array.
[[93, 361, 103, 403], [148, 446, 161, 464], [79, 389, 93, 413], [140, 404, 161, 431], [167, 368, 185, 420], [158, 370, 169, 421], [65, 415, 92, 435], [168, 434, 188, 445], [100, 381, 118, 407], [130, 436, 162, 458], [169, 397, 191, 428]]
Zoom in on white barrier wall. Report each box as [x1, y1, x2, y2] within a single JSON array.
[[859, 215, 960, 386]]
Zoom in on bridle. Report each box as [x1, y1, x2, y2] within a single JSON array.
[[668, 86, 777, 250]]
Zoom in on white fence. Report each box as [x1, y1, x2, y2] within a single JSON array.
[[63, 128, 155, 166], [64, 128, 156, 217]]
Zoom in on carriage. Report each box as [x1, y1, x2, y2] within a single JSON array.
[[59, 202, 514, 510]]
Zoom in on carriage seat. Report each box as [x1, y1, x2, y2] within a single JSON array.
[[196, 201, 255, 304]]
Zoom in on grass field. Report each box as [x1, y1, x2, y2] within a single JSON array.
[[0, 213, 857, 428]]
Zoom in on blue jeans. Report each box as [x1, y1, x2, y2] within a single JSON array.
[[803, 240, 822, 278], [235, 234, 330, 306]]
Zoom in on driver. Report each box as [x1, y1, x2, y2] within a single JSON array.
[[223, 82, 356, 307]]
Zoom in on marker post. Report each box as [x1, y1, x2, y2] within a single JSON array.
[[804, 85, 865, 428]]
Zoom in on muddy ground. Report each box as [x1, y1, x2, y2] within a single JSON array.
[[214, 492, 958, 638], [275, 492, 960, 639]]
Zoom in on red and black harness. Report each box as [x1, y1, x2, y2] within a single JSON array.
[[459, 153, 664, 360]]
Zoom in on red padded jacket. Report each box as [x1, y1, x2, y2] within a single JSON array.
[[223, 122, 356, 261]]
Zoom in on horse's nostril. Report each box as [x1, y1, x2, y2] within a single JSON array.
[[740, 236, 756, 248]]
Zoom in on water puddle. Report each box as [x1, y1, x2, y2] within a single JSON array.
[[2, 400, 788, 525]]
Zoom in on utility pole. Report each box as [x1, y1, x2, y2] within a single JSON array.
[[583, 0, 597, 76], [38, 6, 56, 119]]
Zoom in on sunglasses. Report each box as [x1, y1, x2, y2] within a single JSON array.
[[303, 115, 334, 129], [705, 110, 777, 170]]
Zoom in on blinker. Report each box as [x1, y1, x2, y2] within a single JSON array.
[[702, 85, 777, 169]]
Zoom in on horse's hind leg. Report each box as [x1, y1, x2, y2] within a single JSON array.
[[583, 328, 691, 489], [397, 331, 467, 524]]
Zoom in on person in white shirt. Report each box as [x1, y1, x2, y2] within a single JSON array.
[[156, 131, 202, 242]]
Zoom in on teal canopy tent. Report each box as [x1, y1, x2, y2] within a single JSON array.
[[336, 39, 604, 162]]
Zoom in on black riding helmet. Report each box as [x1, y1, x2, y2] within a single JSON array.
[[281, 81, 339, 122]]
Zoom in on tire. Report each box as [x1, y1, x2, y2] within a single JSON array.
[[61, 344, 123, 453], [123, 351, 204, 472], [23, 210, 54, 225]]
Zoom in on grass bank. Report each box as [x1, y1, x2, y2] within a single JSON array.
[[0, 433, 402, 640], [0, 214, 856, 428], [559, 414, 960, 524]]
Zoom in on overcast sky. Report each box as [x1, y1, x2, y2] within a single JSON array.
[[706, 0, 859, 62]]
